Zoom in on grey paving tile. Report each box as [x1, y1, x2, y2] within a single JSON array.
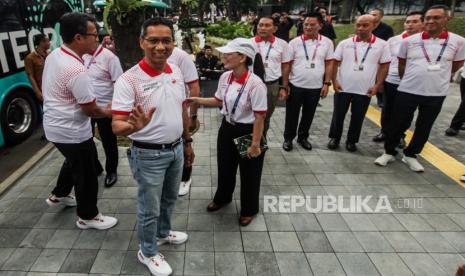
[[353, 232, 395, 253], [342, 214, 378, 231], [368, 253, 413, 276], [399, 253, 448, 276], [72, 230, 105, 250], [368, 214, 406, 231], [297, 232, 333, 253], [382, 232, 425, 253], [19, 229, 56, 249], [419, 214, 462, 231], [101, 230, 132, 250], [112, 213, 136, 231], [242, 232, 273, 252], [184, 252, 214, 275], [269, 232, 302, 252], [394, 214, 434, 231], [1, 248, 41, 271], [431, 253, 465, 276], [186, 214, 213, 231], [326, 232, 364, 253], [212, 214, 240, 232], [119, 251, 150, 276], [0, 249, 15, 268], [264, 214, 294, 231], [447, 213, 465, 230], [336, 253, 380, 276], [185, 232, 213, 252], [30, 248, 69, 272], [429, 198, 465, 213], [89, 249, 126, 274], [45, 230, 80, 249], [239, 214, 267, 231], [316, 214, 350, 231], [244, 252, 280, 276], [306, 253, 346, 276], [0, 271, 26, 276], [275, 252, 313, 276], [441, 232, 465, 252], [59, 249, 98, 273], [289, 213, 322, 231], [0, 229, 31, 248], [163, 251, 185, 276], [214, 231, 242, 251], [410, 232, 457, 253], [215, 252, 247, 276]]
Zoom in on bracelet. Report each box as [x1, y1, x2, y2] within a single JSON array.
[[323, 81, 332, 86], [183, 137, 193, 144], [190, 115, 197, 119]]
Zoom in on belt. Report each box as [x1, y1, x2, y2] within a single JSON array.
[[265, 79, 279, 85], [132, 138, 181, 150]]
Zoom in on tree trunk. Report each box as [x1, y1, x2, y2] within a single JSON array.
[[108, 10, 145, 71]]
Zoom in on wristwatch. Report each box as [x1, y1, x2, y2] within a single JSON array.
[[183, 137, 193, 144], [190, 114, 197, 120], [279, 86, 289, 92], [323, 81, 332, 86]]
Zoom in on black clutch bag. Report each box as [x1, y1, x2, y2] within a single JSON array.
[[233, 134, 268, 158]]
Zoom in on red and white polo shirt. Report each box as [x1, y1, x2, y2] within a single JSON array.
[[386, 32, 409, 85], [112, 59, 186, 143], [289, 34, 334, 89], [83, 45, 123, 107], [398, 31, 465, 96], [334, 35, 391, 95], [42, 45, 95, 144], [251, 35, 292, 82], [214, 70, 267, 124], [168, 47, 199, 93]]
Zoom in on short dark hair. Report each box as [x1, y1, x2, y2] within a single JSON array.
[[140, 17, 174, 38], [426, 4, 451, 16], [33, 34, 47, 47], [304, 12, 324, 24], [258, 16, 278, 26], [204, 45, 212, 50], [315, 6, 327, 13], [371, 8, 385, 15], [60, 12, 97, 44], [406, 11, 424, 21]]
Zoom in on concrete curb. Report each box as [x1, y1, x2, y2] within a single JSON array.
[[0, 142, 54, 196]]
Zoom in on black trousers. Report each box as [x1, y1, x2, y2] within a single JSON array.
[[52, 138, 99, 219], [384, 91, 445, 157], [214, 118, 265, 216], [92, 117, 118, 174], [284, 85, 320, 141], [328, 92, 371, 143], [449, 77, 465, 130], [380, 81, 399, 133]]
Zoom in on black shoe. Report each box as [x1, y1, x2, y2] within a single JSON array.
[[372, 132, 386, 142], [327, 138, 340, 150], [461, 125, 465, 131], [282, 140, 293, 151], [398, 137, 406, 149], [445, 128, 459, 136], [104, 173, 117, 187], [297, 138, 312, 150], [345, 142, 357, 152]]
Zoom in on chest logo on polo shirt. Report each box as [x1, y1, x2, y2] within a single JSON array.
[[172, 79, 176, 84], [141, 81, 161, 92]]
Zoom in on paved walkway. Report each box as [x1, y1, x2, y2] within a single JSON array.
[[1, 83, 465, 275]]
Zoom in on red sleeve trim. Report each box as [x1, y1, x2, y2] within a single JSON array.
[[379, 61, 391, 65], [334, 58, 342, 61], [253, 110, 267, 114], [325, 58, 336, 61], [282, 61, 292, 64], [214, 96, 223, 102], [79, 98, 96, 106], [112, 110, 131, 115], [397, 57, 406, 60], [186, 79, 199, 85], [453, 59, 465, 63]]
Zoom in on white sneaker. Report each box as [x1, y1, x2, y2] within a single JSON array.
[[137, 250, 172, 276], [178, 178, 192, 196], [46, 194, 77, 207], [460, 175, 465, 182], [157, 231, 188, 246], [374, 153, 395, 166], [76, 213, 118, 230], [402, 156, 425, 172]]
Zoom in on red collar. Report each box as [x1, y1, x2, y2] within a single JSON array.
[[354, 35, 376, 43], [421, 30, 449, 40], [138, 59, 172, 77], [89, 45, 104, 57], [255, 35, 276, 43], [302, 34, 320, 41], [228, 70, 249, 84], [60, 46, 83, 64], [401, 32, 409, 39]]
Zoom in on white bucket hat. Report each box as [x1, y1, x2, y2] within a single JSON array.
[[216, 38, 256, 59]]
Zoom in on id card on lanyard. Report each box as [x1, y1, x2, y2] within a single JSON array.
[[224, 72, 250, 123], [352, 36, 373, 71], [301, 35, 321, 69], [420, 35, 449, 72], [258, 42, 273, 68]]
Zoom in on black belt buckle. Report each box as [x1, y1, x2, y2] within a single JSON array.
[[170, 139, 181, 148]]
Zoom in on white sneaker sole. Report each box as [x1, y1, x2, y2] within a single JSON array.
[[157, 235, 188, 246], [374, 157, 395, 167], [137, 251, 172, 276], [401, 158, 425, 172], [45, 198, 77, 208], [76, 219, 118, 230]]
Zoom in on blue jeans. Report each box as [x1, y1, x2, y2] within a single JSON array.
[[127, 143, 183, 257]]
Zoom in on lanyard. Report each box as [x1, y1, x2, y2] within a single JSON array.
[[258, 41, 273, 61], [420, 36, 449, 64], [224, 72, 250, 117], [353, 36, 373, 65], [86, 44, 103, 69], [301, 35, 321, 63]]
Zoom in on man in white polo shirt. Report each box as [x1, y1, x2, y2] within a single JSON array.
[[43, 13, 118, 230], [372, 11, 424, 147], [251, 16, 292, 135], [282, 12, 333, 151], [375, 5, 465, 172], [328, 14, 390, 152], [168, 47, 200, 196], [83, 42, 123, 188], [111, 18, 194, 276]]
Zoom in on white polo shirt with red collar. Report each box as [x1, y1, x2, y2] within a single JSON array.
[[168, 47, 199, 92], [251, 35, 292, 82], [214, 70, 267, 124], [334, 35, 391, 95], [398, 31, 465, 97], [112, 59, 186, 143], [386, 32, 410, 85], [289, 34, 334, 89], [83, 45, 123, 107], [42, 45, 96, 144]]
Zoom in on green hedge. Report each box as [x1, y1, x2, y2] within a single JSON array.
[[205, 21, 253, 40]]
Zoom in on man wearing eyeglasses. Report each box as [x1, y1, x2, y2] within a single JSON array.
[[42, 13, 118, 230], [112, 17, 194, 276], [375, 5, 465, 172]]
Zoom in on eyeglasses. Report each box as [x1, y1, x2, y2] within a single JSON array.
[[143, 37, 174, 45]]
